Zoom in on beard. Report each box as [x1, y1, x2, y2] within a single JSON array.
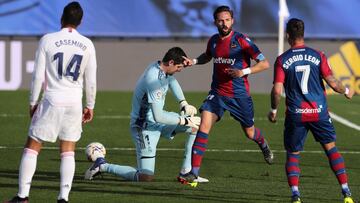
[[218, 25, 232, 37]]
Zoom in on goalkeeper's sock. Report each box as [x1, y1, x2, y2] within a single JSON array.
[[101, 163, 137, 181], [286, 152, 300, 197], [180, 133, 196, 174], [325, 147, 350, 195], [191, 131, 209, 176], [252, 128, 267, 149], [18, 148, 38, 198], [58, 151, 75, 202]]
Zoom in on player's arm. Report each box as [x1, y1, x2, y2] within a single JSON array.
[[268, 57, 285, 123], [183, 52, 212, 67], [83, 43, 97, 123], [324, 75, 354, 99], [168, 76, 197, 116], [29, 37, 46, 117], [227, 36, 270, 78], [268, 82, 283, 123], [320, 52, 354, 99], [151, 102, 200, 129]]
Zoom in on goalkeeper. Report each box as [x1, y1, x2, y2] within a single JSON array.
[[85, 47, 208, 183]]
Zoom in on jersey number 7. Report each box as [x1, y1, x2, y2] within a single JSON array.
[[53, 52, 83, 81], [295, 65, 310, 94]]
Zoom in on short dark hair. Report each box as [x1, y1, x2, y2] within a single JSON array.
[[162, 47, 187, 65], [213, 5, 233, 20], [61, 1, 83, 27], [286, 18, 305, 40]]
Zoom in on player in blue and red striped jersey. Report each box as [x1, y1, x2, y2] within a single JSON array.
[[268, 18, 355, 203], [179, 5, 273, 186]]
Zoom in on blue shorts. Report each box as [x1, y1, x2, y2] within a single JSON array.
[[284, 117, 336, 152], [200, 91, 254, 127]]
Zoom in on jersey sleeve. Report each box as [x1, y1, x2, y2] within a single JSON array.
[[84, 42, 97, 109], [273, 56, 285, 83], [146, 74, 180, 125], [29, 36, 47, 106], [237, 35, 264, 61], [205, 36, 213, 57], [319, 52, 333, 78], [151, 102, 180, 125], [168, 76, 185, 102]]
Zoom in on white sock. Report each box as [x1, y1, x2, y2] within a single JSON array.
[[58, 151, 75, 201], [18, 148, 38, 198], [180, 133, 196, 174]]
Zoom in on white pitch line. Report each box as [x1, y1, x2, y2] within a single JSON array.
[[0, 146, 359, 154], [329, 112, 360, 131]]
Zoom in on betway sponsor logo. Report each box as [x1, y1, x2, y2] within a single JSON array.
[[295, 106, 322, 114], [213, 57, 236, 65]]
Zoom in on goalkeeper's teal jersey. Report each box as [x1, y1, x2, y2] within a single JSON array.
[[130, 61, 184, 128]]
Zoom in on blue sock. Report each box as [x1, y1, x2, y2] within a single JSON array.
[[101, 163, 137, 181], [180, 133, 196, 174]]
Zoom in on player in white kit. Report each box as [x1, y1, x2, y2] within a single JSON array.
[[6, 2, 97, 203]]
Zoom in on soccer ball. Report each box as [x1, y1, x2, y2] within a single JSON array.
[[85, 142, 106, 162]]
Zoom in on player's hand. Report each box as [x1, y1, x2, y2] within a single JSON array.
[[179, 100, 197, 116], [267, 111, 277, 123], [179, 116, 201, 130], [182, 56, 194, 67], [82, 107, 94, 124], [226, 68, 244, 78], [345, 87, 354, 99], [29, 104, 38, 118]]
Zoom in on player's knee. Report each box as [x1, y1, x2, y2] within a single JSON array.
[[138, 173, 154, 182]]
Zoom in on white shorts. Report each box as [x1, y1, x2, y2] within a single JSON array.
[[29, 99, 82, 143]]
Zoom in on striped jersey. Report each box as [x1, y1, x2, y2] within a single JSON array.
[[205, 31, 264, 98], [274, 45, 333, 122]]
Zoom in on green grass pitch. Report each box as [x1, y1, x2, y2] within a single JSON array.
[[0, 91, 359, 202]]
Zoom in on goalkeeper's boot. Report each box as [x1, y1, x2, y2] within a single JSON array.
[[344, 194, 355, 203], [260, 141, 274, 165], [57, 199, 68, 203], [177, 172, 198, 187], [5, 196, 29, 203], [291, 195, 302, 203], [84, 157, 106, 180]]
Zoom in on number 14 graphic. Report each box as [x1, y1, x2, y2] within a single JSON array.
[[53, 52, 83, 81]]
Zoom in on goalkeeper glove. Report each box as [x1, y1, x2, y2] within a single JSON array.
[[179, 100, 197, 116], [179, 116, 201, 129]]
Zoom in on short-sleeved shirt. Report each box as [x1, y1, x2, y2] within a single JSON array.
[[206, 31, 264, 98], [274, 45, 333, 122]]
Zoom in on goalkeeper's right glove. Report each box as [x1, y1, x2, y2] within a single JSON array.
[[179, 116, 201, 130]]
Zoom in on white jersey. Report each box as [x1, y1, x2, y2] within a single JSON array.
[[30, 27, 97, 109]]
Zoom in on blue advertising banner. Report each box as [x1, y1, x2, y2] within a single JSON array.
[[0, 0, 359, 38]]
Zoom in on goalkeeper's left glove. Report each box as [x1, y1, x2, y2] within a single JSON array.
[[179, 100, 197, 116]]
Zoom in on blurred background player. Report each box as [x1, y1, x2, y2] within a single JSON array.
[[179, 5, 273, 184], [5, 2, 97, 203], [84, 47, 208, 184], [268, 18, 355, 203]]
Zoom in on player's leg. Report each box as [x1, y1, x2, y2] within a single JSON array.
[[191, 110, 218, 177], [58, 140, 76, 202], [310, 120, 354, 202], [57, 104, 82, 202], [8, 100, 58, 202], [94, 127, 160, 182], [227, 96, 274, 164], [163, 123, 209, 183], [14, 137, 42, 201], [284, 118, 307, 203]]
